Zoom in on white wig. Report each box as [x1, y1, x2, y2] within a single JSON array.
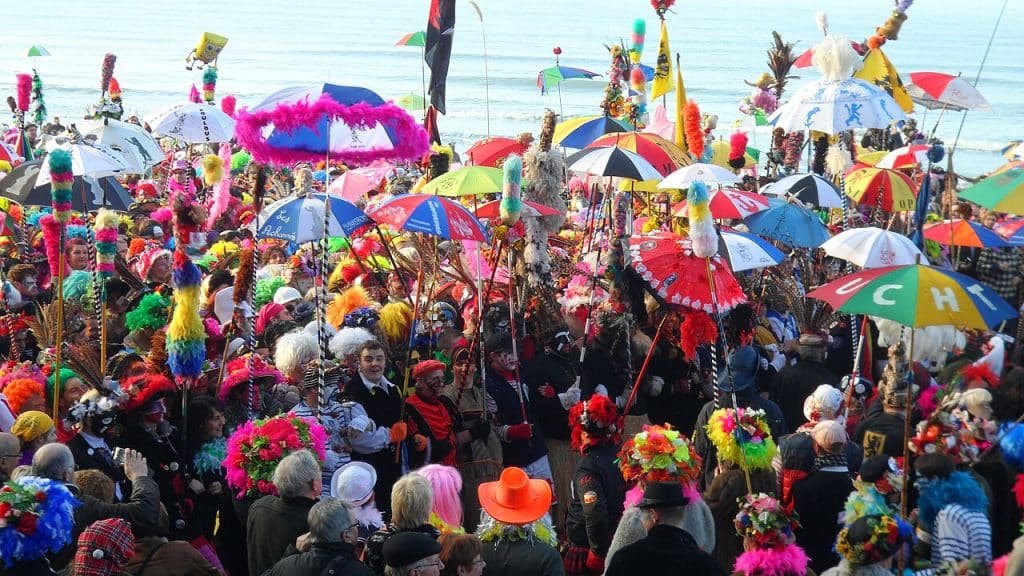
[[329, 327, 376, 361], [274, 331, 319, 379]]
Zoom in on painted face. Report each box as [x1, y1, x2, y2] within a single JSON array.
[[416, 370, 445, 401], [491, 350, 518, 372], [359, 348, 387, 382], [14, 275, 38, 298]]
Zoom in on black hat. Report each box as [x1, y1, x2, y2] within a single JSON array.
[[383, 531, 441, 568], [637, 481, 690, 509], [858, 455, 891, 483]]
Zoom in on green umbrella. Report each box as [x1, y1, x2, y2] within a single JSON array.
[[396, 93, 426, 111], [395, 31, 426, 47], [422, 166, 504, 197], [958, 168, 1024, 215], [27, 45, 50, 57]]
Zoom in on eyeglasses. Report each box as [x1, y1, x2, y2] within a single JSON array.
[[412, 561, 444, 572]]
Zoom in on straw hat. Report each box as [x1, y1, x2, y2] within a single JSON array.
[[478, 466, 552, 525]]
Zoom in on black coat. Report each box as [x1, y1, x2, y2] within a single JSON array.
[[792, 470, 853, 574], [769, 360, 840, 431], [263, 541, 373, 576], [606, 524, 727, 576], [566, 443, 625, 554], [692, 393, 787, 490], [246, 495, 317, 576]]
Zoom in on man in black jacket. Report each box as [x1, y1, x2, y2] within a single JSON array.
[[606, 482, 726, 576], [32, 443, 160, 571], [263, 498, 373, 576], [247, 449, 322, 576]]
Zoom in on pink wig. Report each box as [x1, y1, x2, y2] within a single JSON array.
[[733, 545, 809, 576], [417, 464, 463, 528]]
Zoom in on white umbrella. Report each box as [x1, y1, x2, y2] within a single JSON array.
[[658, 162, 741, 189], [762, 173, 844, 208], [719, 228, 786, 272], [568, 146, 662, 181], [147, 102, 235, 143], [35, 141, 129, 186], [820, 226, 923, 268], [79, 118, 165, 171], [768, 78, 907, 135]]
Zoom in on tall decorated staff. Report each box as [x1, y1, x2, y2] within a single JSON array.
[[88, 53, 122, 121], [93, 209, 119, 375], [10, 73, 33, 160], [650, 0, 675, 102], [48, 149, 73, 423], [522, 109, 566, 287], [30, 69, 46, 127]]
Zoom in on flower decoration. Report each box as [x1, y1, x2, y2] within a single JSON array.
[[569, 394, 623, 452], [651, 0, 675, 18], [344, 307, 380, 330], [734, 493, 799, 549], [706, 407, 777, 471], [224, 414, 328, 499], [0, 477, 80, 568], [217, 354, 285, 409], [835, 514, 913, 567], [618, 424, 702, 486]]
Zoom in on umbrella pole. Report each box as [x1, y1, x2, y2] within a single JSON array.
[[842, 315, 870, 421], [374, 225, 413, 304], [52, 226, 66, 424], [622, 315, 668, 414], [397, 265, 426, 463], [506, 249, 528, 424], [900, 326, 916, 519]]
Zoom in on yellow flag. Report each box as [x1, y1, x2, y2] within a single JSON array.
[[650, 21, 673, 100], [854, 48, 914, 113], [674, 54, 687, 150]]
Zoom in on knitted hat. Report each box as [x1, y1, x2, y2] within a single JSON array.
[[411, 359, 446, 381], [73, 518, 135, 576], [255, 302, 286, 335], [10, 411, 54, 443]]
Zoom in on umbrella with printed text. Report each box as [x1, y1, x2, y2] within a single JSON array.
[[465, 137, 529, 168], [671, 188, 770, 219], [537, 65, 600, 94], [922, 219, 1008, 248], [252, 193, 372, 244], [821, 227, 923, 268], [552, 116, 632, 149], [761, 173, 844, 208], [907, 72, 990, 112], [958, 169, 1024, 215], [582, 132, 691, 177], [0, 142, 25, 165], [844, 166, 917, 212], [421, 166, 504, 197], [628, 232, 747, 313], [807, 264, 1017, 330], [368, 194, 489, 242], [148, 102, 236, 144]]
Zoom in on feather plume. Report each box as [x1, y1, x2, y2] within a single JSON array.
[[100, 53, 116, 94], [201, 153, 224, 187], [326, 286, 374, 329], [62, 343, 103, 388], [24, 301, 56, 351], [815, 12, 829, 37], [812, 35, 862, 82], [767, 32, 798, 99], [93, 209, 119, 282], [233, 245, 255, 309], [538, 109, 557, 153], [629, 18, 646, 64], [499, 154, 523, 226], [188, 84, 200, 104], [202, 66, 217, 104], [40, 214, 63, 279], [825, 142, 853, 176], [684, 100, 704, 160], [207, 143, 234, 225], [679, 312, 718, 359], [16, 74, 32, 112], [378, 301, 413, 346], [728, 131, 749, 169], [687, 181, 718, 258], [6, 96, 16, 114], [108, 78, 121, 101], [220, 95, 237, 118]]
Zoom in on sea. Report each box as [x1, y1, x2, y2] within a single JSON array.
[[1, 0, 1021, 178]]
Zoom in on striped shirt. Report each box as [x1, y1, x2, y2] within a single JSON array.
[[932, 504, 991, 565]]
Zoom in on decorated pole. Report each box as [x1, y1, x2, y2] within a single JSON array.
[[94, 209, 119, 376], [49, 149, 73, 423], [622, 315, 668, 414]]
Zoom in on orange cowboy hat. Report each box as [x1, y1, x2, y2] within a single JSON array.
[[478, 466, 552, 525]]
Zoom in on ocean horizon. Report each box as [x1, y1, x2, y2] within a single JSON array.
[[1, 0, 1020, 177]]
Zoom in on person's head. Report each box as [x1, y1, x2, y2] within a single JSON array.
[[32, 442, 75, 483], [331, 461, 377, 508], [835, 514, 910, 567], [982, 211, 998, 229], [358, 340, 387, 383], [274, 330, 320, 382], [439, 533, 485, 576], [568, 393, 623, 452], [147, 251, 173, 284], [810, 420, 847, 456], [485, 333, 517, 372], [7, 263, 39, 299], [718, 345, 758, 394], [412, 360, 446, 402], [308, 497, 360, 545], [272, 449, 322, 499], [262, 245, 288, 266], [74, 518, 136, 576], [65, 238, 90, 271], [637, 482, 690, 531], [187, 396, 226, 447], [0, 432, 20, 477], [797, 333, 827, 363], [2, 378, 46, 414], [418, 464, 463, 529], [75, 469, 115, 503], [733, 493, 799, 552], [383, 531, 444, 576], [803, 384, 843, 424], [47, 368, 87, 416], [11, 410, 56, 449], [391, 472, 434, 530]]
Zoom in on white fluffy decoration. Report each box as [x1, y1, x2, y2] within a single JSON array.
[[812, 35, 863, 82]]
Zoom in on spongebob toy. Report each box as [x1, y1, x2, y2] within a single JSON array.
[[185, 32, 227, 70]]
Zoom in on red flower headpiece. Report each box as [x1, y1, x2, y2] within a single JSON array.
[[569, 394, 623, 451], [217, 354, 284, 409]]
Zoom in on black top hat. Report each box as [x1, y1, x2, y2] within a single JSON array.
[[637, 481, 690, 509]]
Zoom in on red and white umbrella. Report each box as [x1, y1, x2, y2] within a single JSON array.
[[628, 232, 746, 313], [671, 188, 769, 219], [0, 141, 24, 165], [875, 144, 930, 170], [907, 72, 991, 112], [474, 199, 561, 219]]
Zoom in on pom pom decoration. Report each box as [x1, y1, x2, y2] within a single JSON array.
[[224, 414, 328, 499], [705, 407, 778, 471], [39, 215, 63, 280], [188, 84, 201, 104], [108, 78, 121, 102], [926, 144, 945, 164], [220, 95, 237, 118], [93, 209, 119, 282], [326, 286, 374, 330], [679, 311, 718, 359], [684, 100, 704, 160], [15, 74, 31, 113], [0, 476, 80, 568], [687, 181, 718, 258], [650, 0, 675, 18], [629, 18, 646, 64], [201, 154, 224, 188], [811, 35, 862, 82], [202, 66, 217, 104], [100, 53, 116, 95], [618, 423, 703, 491], [233, 94, 431, 167], [728, 132, 749, 170], [499, 154, 523, 226], [48, 149, 73, 223]]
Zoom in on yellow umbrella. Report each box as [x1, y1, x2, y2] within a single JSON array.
[[421, 166, 503, 197], [845, 166, 917, 212], [856, 150, 887, 166], [709, 140, 756, 169]]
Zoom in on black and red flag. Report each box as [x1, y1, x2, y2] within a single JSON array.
[[425, 0, 455, 115]]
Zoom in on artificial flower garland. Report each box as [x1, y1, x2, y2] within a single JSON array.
[[618, 423, 702, 485], [224, 414, 328, 499], [0, 477, 80, 568]]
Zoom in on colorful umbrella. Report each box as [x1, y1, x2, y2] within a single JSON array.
[[769, 77, 906, 135], [844, 166, 917, 212], [994, 219, 1024, 246], [552, 116, 632, 149], [856, 150, 887, 166], [719, 227, 786, 272], [327, 170, 382, 202], [26, 45, 50, 57], [475, 199, 561, 219], [395, 92, 427, 111], [582, 132, 691, 177], [821, 226, 924, 268], [628, 232, 746, 313], [761, 173, 844, 208], [709, 140, 757, 170], [147, 102, 236, 144], [537, 65, 600, 94], [253, 194, 372, 244], [421, 166, 503, 197], [0, 211, 16, 237], [0, 142, 25, 165], [907, 72, 990, 112], [659, 163, 741, 189], [567, 146, 662, 181], [395, 31, 426, 47], [671, 188, 770, 219], [806, 264, 1017, 329], [465, 137, 528, 168], [875, 144, 930, 170], [958, 169, 1024, 215], [922, 219, 1009, 248], [743, 201, 830, 248], [992, 160, 1024, 175], [368, 194, 489, 242]]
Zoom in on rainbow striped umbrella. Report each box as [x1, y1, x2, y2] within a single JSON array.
[[368, 194, 489, 242], [958, 169, 1024, 215], [807, 264, 1017, 330], [922, 219, 1008, 248]]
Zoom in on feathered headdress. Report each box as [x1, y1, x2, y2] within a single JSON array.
[[326, 286, 374, 329], [706, 407, 777, 470], [378, 301, 413, 346], [569, 394, 623, 451], [0, 477, 80, 568], [125, 292, 171, 332], [121, 373, 176, 413], [217, 354, 284, 407], [834, 514, 913, 568]]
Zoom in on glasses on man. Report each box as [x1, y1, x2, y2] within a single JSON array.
[[412, 560, 444, 573]]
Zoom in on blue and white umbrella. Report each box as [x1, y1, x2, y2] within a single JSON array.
[[719, 227, 786, 271], [252, 193, 372, 244], [743, 201, 831, 249], [768, 78, 907, 135], [249, 84, 399, 156]]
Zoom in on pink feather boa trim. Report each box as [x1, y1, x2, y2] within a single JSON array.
[[40, 214, 64, 279], [234, 94, 430, 167], [623, 482, 702, 508], [733, 545, 809, 576], [95, 228, 118, 243]]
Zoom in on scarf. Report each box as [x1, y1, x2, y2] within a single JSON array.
[[407, 393, 454, 462], [813, 452, 848, 472]]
